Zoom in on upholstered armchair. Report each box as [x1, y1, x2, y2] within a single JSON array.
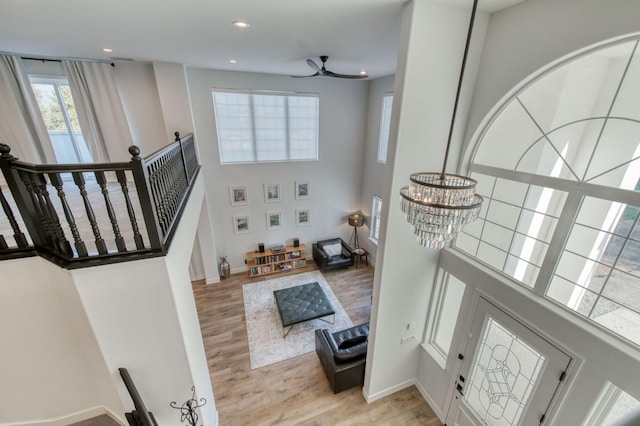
[[315, 323, 369, 393], [312, 238, 355, 272]]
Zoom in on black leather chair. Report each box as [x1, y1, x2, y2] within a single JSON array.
[[312, 238, 355, 272], [315, 323, 369, 393]]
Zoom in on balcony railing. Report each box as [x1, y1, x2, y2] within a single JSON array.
[[0, 132, 199, 268]]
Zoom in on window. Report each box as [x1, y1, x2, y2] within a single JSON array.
[[424, 269, 466, 367], [30, 77, 91, 163], [455, 36, 640, 346], [212, 89, 319, 164], [377, 95, 393, 163], [588, 384, 640, 425], [370, 196, 382, 244]]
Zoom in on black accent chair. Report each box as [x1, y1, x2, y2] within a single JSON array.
[[312, 238, 355, 272], [315, 323, 369, 393]]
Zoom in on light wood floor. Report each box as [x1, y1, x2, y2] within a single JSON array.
[[192, 263, 442, 425]]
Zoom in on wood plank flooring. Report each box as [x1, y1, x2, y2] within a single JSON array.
[[192, 263, 442, 425]]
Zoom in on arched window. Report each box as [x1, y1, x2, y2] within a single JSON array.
[[455, 36, 640, 346]]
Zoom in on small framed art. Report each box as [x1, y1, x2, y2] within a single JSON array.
[[295, 180, 310, 200], [233, 215, 251, 234], [229, 185, 248, 206], [266, 211, 282, 230], [264, 182, 281, 203], [296, 209, 310, 226]]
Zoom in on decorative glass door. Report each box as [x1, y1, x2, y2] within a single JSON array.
[[446, 299, 571, 426]]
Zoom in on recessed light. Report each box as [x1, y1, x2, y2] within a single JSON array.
[[232, 20, 250, 28], [103, 48, 113, 53], [229, 59, 238, 64], [360, 70, 367, 75]]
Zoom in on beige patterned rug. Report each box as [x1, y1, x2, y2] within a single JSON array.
[[242, 271, 353, 369]]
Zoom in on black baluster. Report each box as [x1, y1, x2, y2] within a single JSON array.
[[33, 173, 72, 256], [0, 185, 29, 248], [95, 171, 127, 253], [0, 235, 7, 250], [73, 172, 108, 255], [49, 173, 88, 257], [20, 172, 55, 249], [116, 170, 145, 250]]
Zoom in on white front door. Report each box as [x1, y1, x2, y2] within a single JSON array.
[[446, 298, 571, 426]]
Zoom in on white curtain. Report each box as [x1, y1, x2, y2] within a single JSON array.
[[0, 55, 57, 164], [63, 60, 133, 162]]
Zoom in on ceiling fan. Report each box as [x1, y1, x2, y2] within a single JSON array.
[[292, 55, 368, 79]]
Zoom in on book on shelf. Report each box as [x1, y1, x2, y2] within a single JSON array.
[[289, 251, 301, 258]]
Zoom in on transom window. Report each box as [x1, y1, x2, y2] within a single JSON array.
[[212, 89, 319, 164], [377, 94, 393, 163], [455, 36, 640, 346]]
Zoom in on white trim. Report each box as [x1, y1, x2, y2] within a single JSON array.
[[205, 276, 221, 284], [362, 378, 415, 403], [414, 377, 446, 423], [0, 406, 126, 426]]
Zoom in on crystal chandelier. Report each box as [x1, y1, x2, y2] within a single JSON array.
[[399, 0, 483, 249]]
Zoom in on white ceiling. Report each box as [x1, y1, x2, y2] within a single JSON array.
[[0, 0, 525, 79]]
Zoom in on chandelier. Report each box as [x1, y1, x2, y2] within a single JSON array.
[[399, 0, 483, 249]]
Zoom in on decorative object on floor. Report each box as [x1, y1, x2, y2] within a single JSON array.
[[315, 323, 369, 393], [219, 256, 230, 279], [399, 0, 483, 250], [313, 238, 355, 272], [170, 386, 206, 426], [348, 213, 364, 248], [242, 271, 353, 369]]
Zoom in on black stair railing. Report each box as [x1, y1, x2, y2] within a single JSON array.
[[119, 368, 158, 426], [0, 132, 199, 268]]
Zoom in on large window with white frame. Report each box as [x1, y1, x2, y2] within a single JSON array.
[[30, 76, 92, 163], [370, 195, 382, 244], [454, 36, 640, 348], [377, 94, 393, 163], [212, 89, 319, 164]]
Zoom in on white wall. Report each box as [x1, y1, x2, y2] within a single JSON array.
[[359, 75, 395, 265], [113, 61, 169, 154], [363, 0, 488, 403], [186, 68, 368, 273], [411, 0, 640, 423], [0, 257, 123, 425], [153, 62, 195, 138]]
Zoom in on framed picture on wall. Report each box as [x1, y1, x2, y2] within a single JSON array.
[[266, 211, 282, 230], [296, 209, 310, 227], [295, 180, 310, 200], [264, 182, 281, 202], [229, 185, 248, 206], [233, 215, 251, 234]]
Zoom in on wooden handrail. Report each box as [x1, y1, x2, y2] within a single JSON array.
[[118, 368, 158, 426], [0, 132, 199, 268]]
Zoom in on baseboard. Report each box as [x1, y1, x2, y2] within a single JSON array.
[[1, 406, 126, 426], [414, 378, 446, 423], [362, 378, 416, 403], [206, 276, 221, 284]]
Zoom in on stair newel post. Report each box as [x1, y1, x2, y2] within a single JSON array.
[[129, 146, 163, 250], [175, 131, 191, 185], [0, 145, 46, 248]]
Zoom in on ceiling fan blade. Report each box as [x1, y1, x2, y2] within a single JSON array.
[[324, 70, 368, 79], [291, 72, 320, 78], [306, 58, 321, 72]]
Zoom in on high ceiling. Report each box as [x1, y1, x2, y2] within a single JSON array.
[[0, 0, 524, 79]]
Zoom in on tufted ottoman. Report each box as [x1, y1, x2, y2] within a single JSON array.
[[273, 282, 335, 338]]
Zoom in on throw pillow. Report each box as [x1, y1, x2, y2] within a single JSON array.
[[338, 335, 367, 349], [323, 243, 342, 257]]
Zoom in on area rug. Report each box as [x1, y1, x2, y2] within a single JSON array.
[[242, 270, 353, 369]]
